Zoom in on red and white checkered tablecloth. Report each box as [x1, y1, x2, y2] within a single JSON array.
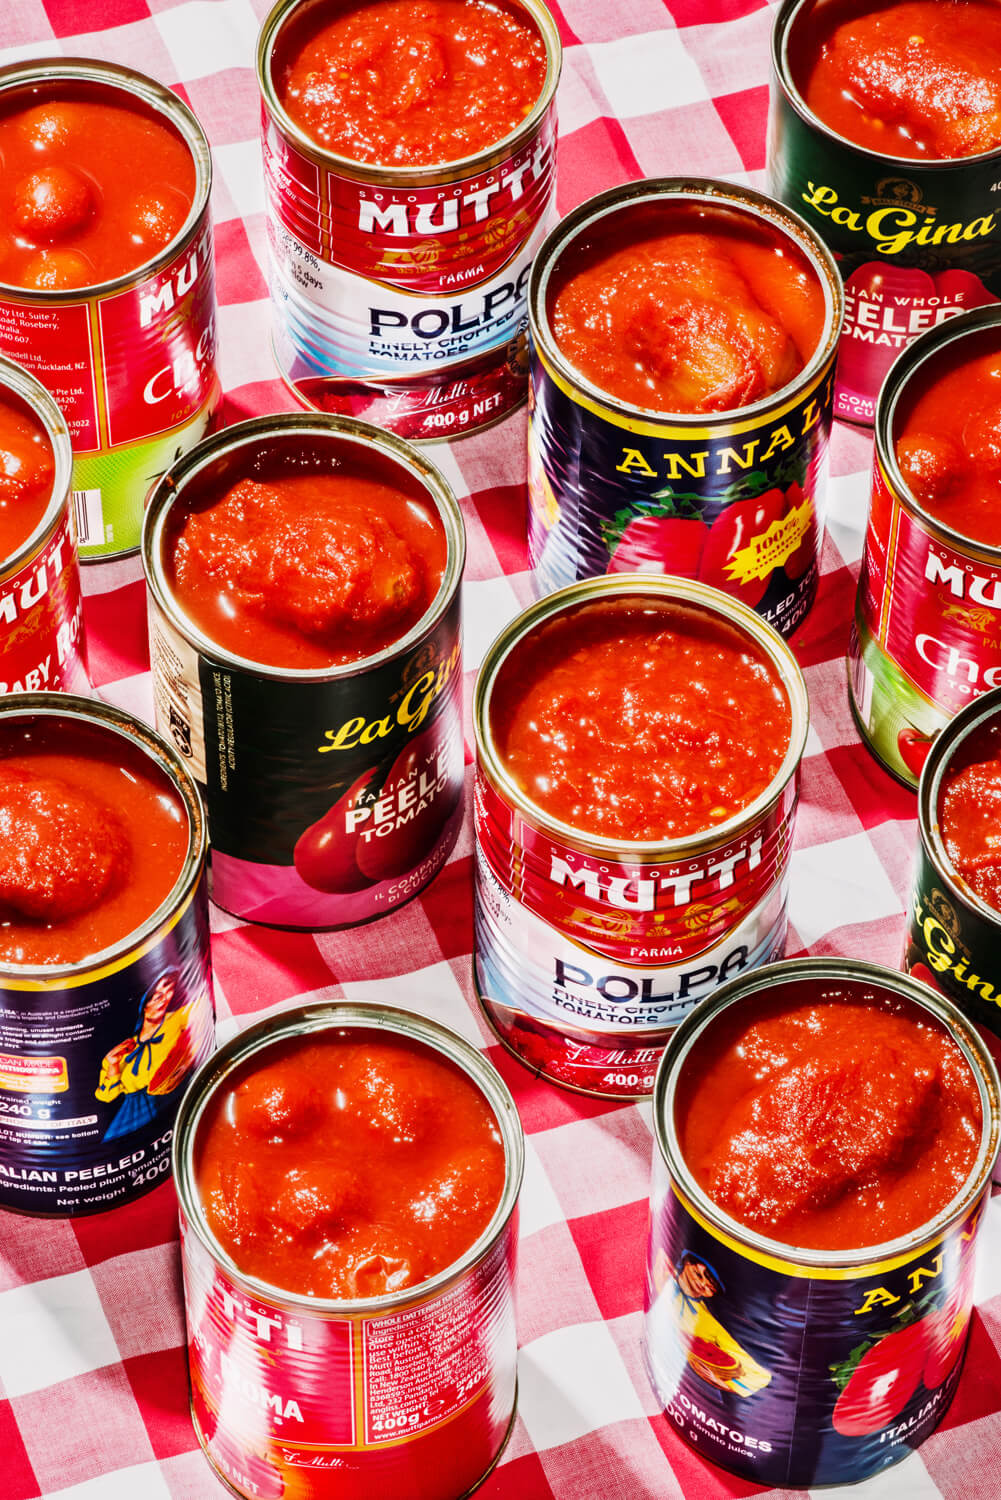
[[2, 1, 1000, 1497]]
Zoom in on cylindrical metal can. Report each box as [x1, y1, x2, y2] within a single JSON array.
[[0, 354, 88, 697], [848, 305, 1001, 787], [473, 575, 809, 1098], [257, 0, 561, 442], [143, 413, 465, 928], [644, 957, 1000, 1487], [526, 177, 842, 637], [769, 0, 1001, 426], [174, 1002, 523, 1500], [0, 693, 214, 1216], [0, 59, 220, 560]]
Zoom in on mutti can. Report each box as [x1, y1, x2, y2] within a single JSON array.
[[143, 413, 465, 928], [527, 178, 842, 638], [0, 354, 87, 697], [769, 0, 1001, 425], [0, 59, 220, 559], [644, 958, 1000, 1487], [257, 0, 560, 442], [848, 305, 1001, 787], [174, 1003, 523, 1500], [473, 575, 808, 1098], [0, 694, 214, 1216]]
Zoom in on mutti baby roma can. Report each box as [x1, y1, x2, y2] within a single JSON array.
[[769, 0, 1001, 425], [0, 352, 87, 697], [527, 177, 842, 639], [473, 575, 808, 1098], [143, 413, 465, 928], [848, 305, 1001, 787], [644, 958, 1000, 1487], [257, 0, 560, 442], [174, 1002, 523, 1500], [0, 693, 214, 1216], [0, 59, 220, 559]]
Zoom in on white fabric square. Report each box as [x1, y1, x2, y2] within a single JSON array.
[[0, 1271, 119, 1397], [588, 30, 708, 119], [788, 832, 904, 948], [461, 576, 523, 672], [810, 1449, 943, 1500], [825, 469, 870, 569], [48, 1463, 172, 1500], [217, 298, 279, 392], [214, 139, 268, 221], [975, 1195, 1001, 1304], [0, 39, 65, 68], [97, 673, 155, 728], [340, 958, 483, 1047], [518, 1321, 646, 1450], [155, 0, 260, 82], [519, 1138, 566, 1239]]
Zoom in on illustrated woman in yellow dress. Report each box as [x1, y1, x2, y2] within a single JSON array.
[[96, 970, 205, 1139], [649, 1247, 771, 1397]]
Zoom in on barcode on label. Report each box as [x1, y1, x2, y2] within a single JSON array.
[[72, 488, 104, 548]]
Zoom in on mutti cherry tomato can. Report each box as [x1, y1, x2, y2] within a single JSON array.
[[526, 178, 841, 639], [644, 958, 1000, 1487], [174, 1002, 523, 1500], [0, 694, 214, 1216], [257, 0, 560, 443], [473, 575, 808, 1098], [0, 354, 87, 697], [769, 0, 1001, 426], [0, 60, 220, 560], [848, 306, 1001, 787], [142, 413, 465, 929]]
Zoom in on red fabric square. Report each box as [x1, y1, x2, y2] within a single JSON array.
[[43, 0, 150, 33], [483, 1042, 625, 1135], [210, 926, 339, 1016], [124, 1346, 198, 1461], [479, 1451, 556, 1499], [715, 84, 770, 171], [219, 378, 299, 427], [466, 484, 529, 580], [417, 853, 473, 960], [826, 742, 917, 831], [72, 1179, 180, 1268], [213, 217, 269, 308], [669, 0, 765, 23], [81, 579, 150, 687], [569, 1199, 651, 1321], [935, 1311, 1001, 1432], [556, 119, 640, 218], [789, 562, 857, 671], [0, 1399, 40, 1500]]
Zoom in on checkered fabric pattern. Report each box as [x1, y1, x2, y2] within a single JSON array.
[[2, 1, 1000, 1497]]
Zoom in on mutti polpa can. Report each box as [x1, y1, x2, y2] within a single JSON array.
[[174, 1002, 523, 1500], [0, 59, 220, 559], [257, 0, 560, 442], [644, 958, 1000, 1487], [473, 575, 808, 1098], [0, 694, 214, 1216], [0, 353, 87, 697], [142, 413, 465, 929], [769, 0, 1001, 426]]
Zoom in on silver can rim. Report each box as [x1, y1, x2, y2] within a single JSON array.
[[0, 352, 74, 580], [0, 691, 208, 982], [474, 573, 809, 861], [173, 1001, 526, 1316], [0, 56, 213, 302], [918, 683, 1001, 927], [528, 175, 844, 426], [652, 955, 1001, 1271], [141, 411, 466, 682]]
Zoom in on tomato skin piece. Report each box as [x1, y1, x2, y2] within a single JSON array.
[[831, 1322, 927, 1437], [698, 488, 786, 607], [607, 515, 706, 577]]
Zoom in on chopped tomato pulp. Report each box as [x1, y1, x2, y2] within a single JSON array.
[[0, 395, 54, 559], [676, 982, 983, 1250], [277, 0, 547, 166], [196, 1030, 506, 1298], [489, 597, 792, 842], [940, 717, 1001, 911]]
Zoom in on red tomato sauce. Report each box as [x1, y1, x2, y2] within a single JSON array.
[[548, 202, 825, 413], [677, 983, 983, 1250], [0, 718, 189, 966], [488, 597, 792, 842], [277, 0, 546, 166], [165, 462, 447, 671], [894, 327, 1001, 544], [940, 717, 1001, 910], [795, 0, 1001, 159], [196, 1030, 506, 1298], [0, 395, 54, 559], [0, 86, 195, 290]]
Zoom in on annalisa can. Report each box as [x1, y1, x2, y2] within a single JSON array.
[[143, 414, 465, 929], [644, 959, 1000, 1487], [0, 695, 214, 1216], [0, 354, 88, 698], [473, 576, 808, 1098], [526, 178, 842, 638], [174, 1004, 523, 1500], [257, 0, 560, 442], [0, 60, 220, 559]]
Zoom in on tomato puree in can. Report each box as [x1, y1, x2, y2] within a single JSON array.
[[0, 393, 54, 558], [939, 719, 1001, 910]]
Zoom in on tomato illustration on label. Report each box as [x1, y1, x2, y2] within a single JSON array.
[[294, 765, 382, 893], [607, 514, 706, 577], [831, 1321, 927, 1436], [897, 724, 936, 779], [698, 487, 788, 608]]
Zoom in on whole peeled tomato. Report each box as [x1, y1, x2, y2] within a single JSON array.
[[355, 728, 456, 883], [293, 766, 381, 893], [831, 1321, 927, 1437], [607, 514, 706, 577], [897, 724, 935, 779]]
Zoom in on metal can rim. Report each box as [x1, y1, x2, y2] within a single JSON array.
[[173, 1001, 525, 1316], [0, 691, 208, 984], [141, 411, 466, 682], [474, 573, 809, 862], [527, 175, 844, 429], [0, 56, 213, 303], [256, 0, 563, 186], [918, 683, 1001, 924], [651, 955, 1001, 1273], [0, 352, 74, 580]]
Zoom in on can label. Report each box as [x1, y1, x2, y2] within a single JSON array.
[[1, 507, 87, 696], [645, 1153, 985, 1486], [0, 882, 213, 1215], [527, 353, 835, 637], [0, 221, 220, 558], [904, 849, 1001, 1037]]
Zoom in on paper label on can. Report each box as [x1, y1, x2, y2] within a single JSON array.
[[0, 509, 87, 697], [148, 605, 207, 782], [904, 848, 1001, 1038], [0, 300, 98, 448]]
